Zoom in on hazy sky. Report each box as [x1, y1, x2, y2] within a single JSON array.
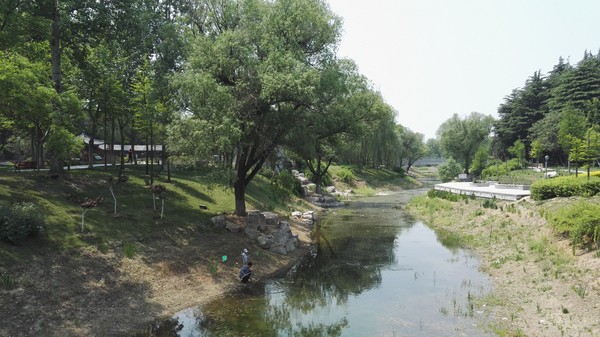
[[326, 0, 600, 140]]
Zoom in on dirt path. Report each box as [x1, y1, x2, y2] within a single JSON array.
[[0, 219, 313, 337], [406, 195, 600, 337]]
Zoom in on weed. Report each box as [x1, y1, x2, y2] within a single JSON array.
[[98, 242, 109, 254], [208, 259, 218, 275], [572, 284, 586, 299], [482, 198, 498, 209], [123, 242, 136, 258], [1, 272, 16, 290], [505, 204, 517, 213]]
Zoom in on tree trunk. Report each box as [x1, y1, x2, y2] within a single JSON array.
[[48, 0, 64, 174], [234, 177, 247, 216]]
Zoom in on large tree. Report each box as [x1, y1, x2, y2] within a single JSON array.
[[175, 0, 341, 215], [437, 112, 494, 175]]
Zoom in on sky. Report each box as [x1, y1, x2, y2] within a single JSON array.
[[326, 0, 600, 140]]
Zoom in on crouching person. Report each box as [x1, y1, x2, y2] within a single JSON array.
[[239, 262, 252, 283]]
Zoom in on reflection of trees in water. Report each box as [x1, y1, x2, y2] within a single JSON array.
[[196, 290, 347, 337], [282, 215, 405, 312]]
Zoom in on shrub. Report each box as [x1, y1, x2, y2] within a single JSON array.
[[334, 166, 356, 185], [273, 170, 303, 196], [481, 158, 522, 180], [0, 202, 46, 244], [427, 189, 469, 202], [531, 176, 600, 200], [438, 158, 462, 182], [547, 201, 600, 251], [482, 198, 498, 209]]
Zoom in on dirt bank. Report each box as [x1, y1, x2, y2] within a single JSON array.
[[406, 195, 600, 337], [0, 217, 313, 337]]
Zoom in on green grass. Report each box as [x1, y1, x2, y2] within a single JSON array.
[[328, 165, 419, 195], [0, 164, 298, 266]]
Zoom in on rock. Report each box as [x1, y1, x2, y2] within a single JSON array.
[[257, 235, 273, 249], [245, 228, 261, 240], [225, 222, 241, 233], [274, 221, 292, 245], [285, 237, 298, 252], [291, 211, 303, 219], [246, 211, 266, 231], [211, 215, 226, 229], [270, 244, 288, 255], [325, 186, 336, 193], [262, 212, 279, 226]]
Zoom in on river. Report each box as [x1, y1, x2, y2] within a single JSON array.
[[138, 190, 494, 337]]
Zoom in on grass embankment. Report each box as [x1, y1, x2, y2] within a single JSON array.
[[406, 192, 600, 337], [0, 165, 309, 265]]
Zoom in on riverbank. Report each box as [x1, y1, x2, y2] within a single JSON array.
[[1, 216, 314, 337], [405, 194, 600, 337], [0, 166, 415, 337]]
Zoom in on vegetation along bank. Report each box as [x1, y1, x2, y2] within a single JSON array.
[[406, 184, 600, 337]]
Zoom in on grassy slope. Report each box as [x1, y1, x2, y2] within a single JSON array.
[[0, 164, 411, 267], [0, 165, 306, 266]]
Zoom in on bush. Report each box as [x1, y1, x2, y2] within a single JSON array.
[[334, 166, 356, 185], [481, 158, 522, 179], [273, 170, 303, 196], [438, 158, 462, 182], [531, 176, 600, 200], [427, 189, 472, 202], [547, 201, 600, 251], [0, 202, 46, 244]]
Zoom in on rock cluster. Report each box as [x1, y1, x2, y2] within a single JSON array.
[[292, 170, 347, 208], [211, 210, 317, 255]]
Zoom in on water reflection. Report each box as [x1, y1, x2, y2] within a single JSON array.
[[135, 192, 493, 337]]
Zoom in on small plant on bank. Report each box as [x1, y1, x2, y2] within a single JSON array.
[[572, 284, 586, 299], [208, 259, 218, 275], [123, 242, 136, 258], [482, 198, 498, 209], [1, 272, 16, 290]]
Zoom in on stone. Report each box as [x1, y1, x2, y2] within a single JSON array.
[[225, 222, 241, 233], [257, 235, 273, 249], [285, 237, 298, 252], [246, 211, 266, 231], [211, 215, 226, 229], [274, 221, 292, 245], [245, 228, 261, 240], [270, 244, 288, 255], [262, 212, 279, 226]]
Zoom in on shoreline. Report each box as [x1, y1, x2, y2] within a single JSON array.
[[405, 195, 600, 337], [0, 216, 315, 337]]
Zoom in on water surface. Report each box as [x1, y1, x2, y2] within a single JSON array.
[[141, 192, 493, 337]]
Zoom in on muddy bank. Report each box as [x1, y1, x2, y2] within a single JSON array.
[[0, 219, 313, 337]]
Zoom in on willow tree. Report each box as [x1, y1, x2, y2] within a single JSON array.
[[288, 59, 390, 193], [175, 0, 341, 216], [437, 112, 494, 175]]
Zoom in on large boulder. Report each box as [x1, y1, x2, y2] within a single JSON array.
[[246, 210, 266, 231], [274, 221, 292, 245], [211, 215, 226, 229], [262, 212, 279, 226], [257, 235, 273, 249]]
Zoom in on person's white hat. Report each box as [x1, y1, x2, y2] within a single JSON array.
[[243, 248, 248, 253]]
